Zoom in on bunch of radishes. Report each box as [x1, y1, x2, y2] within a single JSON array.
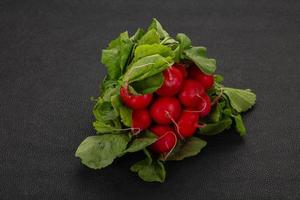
[[75, 18, 257, 183], [120, 63, 214, 156]]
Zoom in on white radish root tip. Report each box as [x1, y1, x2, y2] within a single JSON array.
[[161, 131, 178, 161], [165, 111, 184, 140]]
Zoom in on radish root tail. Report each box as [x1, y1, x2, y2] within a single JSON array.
[[165, 111, 184, 140]]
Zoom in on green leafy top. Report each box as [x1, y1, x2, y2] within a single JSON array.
[[101, 19, 217, 91], [148, 18, 169, 39], [101, 32, 133, 79]]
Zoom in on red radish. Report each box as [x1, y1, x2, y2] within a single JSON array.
[[198, 74, 214, 90], [195, 94, 211, 117], [173, 63, 188, 78], [156, 66, 184, 96], [150, 97, 182, 124], [120, 87, 153, 109], [132, 109, 152, 132], [176, 110, 200, 138], [188, 65, 214, 90], [150, 125, 177, 153], [178, 79, 205, 108]]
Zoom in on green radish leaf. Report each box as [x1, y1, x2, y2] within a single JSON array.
[[219, 100, 226, 109], [175, 33, 192, 61], [167, 137, 207, 161], [102, 87, 119, 102], [130, 72, 164, 94], [222, 108, 233, 116], [102, 48, 119, 79], [111, 95, 122, 114], [209, 104, 222, 123], [138, 29, 160, 45], [126, 131, 157, 153], [93, 101, 118, 121], [143, 148, 153, 164], [123, 54, 173, 83], [214, 74, 224, 83], [184, 47, 216, 74], [223, 88, 256, 112], [75, 134, 130, 169], [131, 158, 166, 183], [99, 77, 113, 94], [119, 106, 132, 127], [176, 33, 192, 49], [232, 114, 246, 136], [100, 79, 119, 101], [93, 120, 121, 134], [130, 28, 145, 42], [93, 81, 123, 133], [200, 118, 232, 136], [133, 44, 174, 62], [147, 18, 169, 39], [173, 47, 180, 62], [160, 36, 178, 49], [101, 32, 133, 79]]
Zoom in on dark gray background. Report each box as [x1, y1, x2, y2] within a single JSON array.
[[0, 0, 299, 199]]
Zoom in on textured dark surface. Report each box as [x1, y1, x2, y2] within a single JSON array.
[[0, 0, 299, 199]]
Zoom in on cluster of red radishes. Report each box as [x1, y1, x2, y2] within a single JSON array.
[[120, 63, 214, 155]]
